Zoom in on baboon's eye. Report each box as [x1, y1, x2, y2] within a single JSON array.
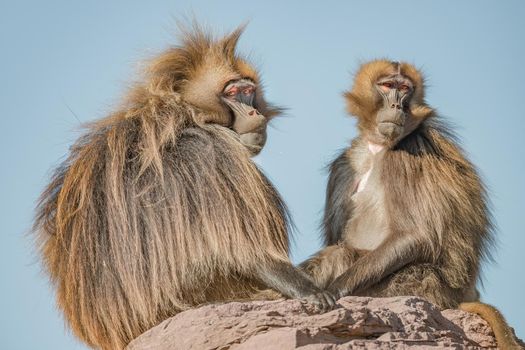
[[225, 88, 237, 97], [243, 87, 255, 95], [399, 84, 410, 92], [378, 82, 393, 92]]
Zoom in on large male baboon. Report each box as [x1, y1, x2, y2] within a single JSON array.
[[301, 60, 521, 349], [34, 26, 334, 350]]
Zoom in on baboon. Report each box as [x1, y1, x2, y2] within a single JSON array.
[[301, 60, 521, 349], [34, 26, 335, 350]]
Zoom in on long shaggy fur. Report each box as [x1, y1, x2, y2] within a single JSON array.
[[380, 119, 493, 296], [34, 26, 289, 350]]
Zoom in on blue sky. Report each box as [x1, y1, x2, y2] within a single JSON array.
[[1, 1, 523, 348]]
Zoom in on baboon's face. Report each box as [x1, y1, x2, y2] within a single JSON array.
[[180, 49, 269, 128], [222, 78, 256, 109], [372, 73, 414, 144], [345, 60, 433, 147], [220, 78, 262, 120]]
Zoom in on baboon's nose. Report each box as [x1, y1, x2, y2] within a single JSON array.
[[390, 103, 401, 110]]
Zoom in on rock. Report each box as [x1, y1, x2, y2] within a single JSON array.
[[126, 296, 504, 349]]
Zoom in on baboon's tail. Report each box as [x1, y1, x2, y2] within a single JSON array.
[[459, 301, 523, 350]]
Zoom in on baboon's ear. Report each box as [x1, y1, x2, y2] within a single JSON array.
[[220, 24, 246, 58]]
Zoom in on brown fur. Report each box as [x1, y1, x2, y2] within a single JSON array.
[[301, 60, 520, 348], [34, 26, 297, 350]]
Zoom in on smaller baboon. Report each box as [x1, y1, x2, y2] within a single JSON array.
[[301, 60, 521, 349], [34, 25, 334, 350]]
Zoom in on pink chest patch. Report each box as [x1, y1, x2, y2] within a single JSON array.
[[368, 142, 384, 154], [356, 168, 372, 194], [353, 142, 384, 195]]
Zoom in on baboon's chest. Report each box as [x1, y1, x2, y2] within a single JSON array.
[[345, 145, 389, 250]]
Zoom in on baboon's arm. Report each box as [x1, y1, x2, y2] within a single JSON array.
[[327, 234, 423, 298]]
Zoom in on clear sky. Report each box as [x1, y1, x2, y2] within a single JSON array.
[[1, 1, 524, 349]]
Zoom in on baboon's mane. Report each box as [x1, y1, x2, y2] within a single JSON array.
[[34, 27, 290, 350]]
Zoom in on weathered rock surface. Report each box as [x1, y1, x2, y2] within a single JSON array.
[[126, 296, 508, 349]]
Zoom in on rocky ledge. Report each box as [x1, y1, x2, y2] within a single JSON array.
[[127, 296, 515, 349]]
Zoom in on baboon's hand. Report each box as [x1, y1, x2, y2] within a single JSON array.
[[327, 281, 348, 301], [301, 290, 337, 312]]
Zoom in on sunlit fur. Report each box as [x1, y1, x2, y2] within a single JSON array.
[[34, 26, 289, 350], [302, 60, 521, 349]]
